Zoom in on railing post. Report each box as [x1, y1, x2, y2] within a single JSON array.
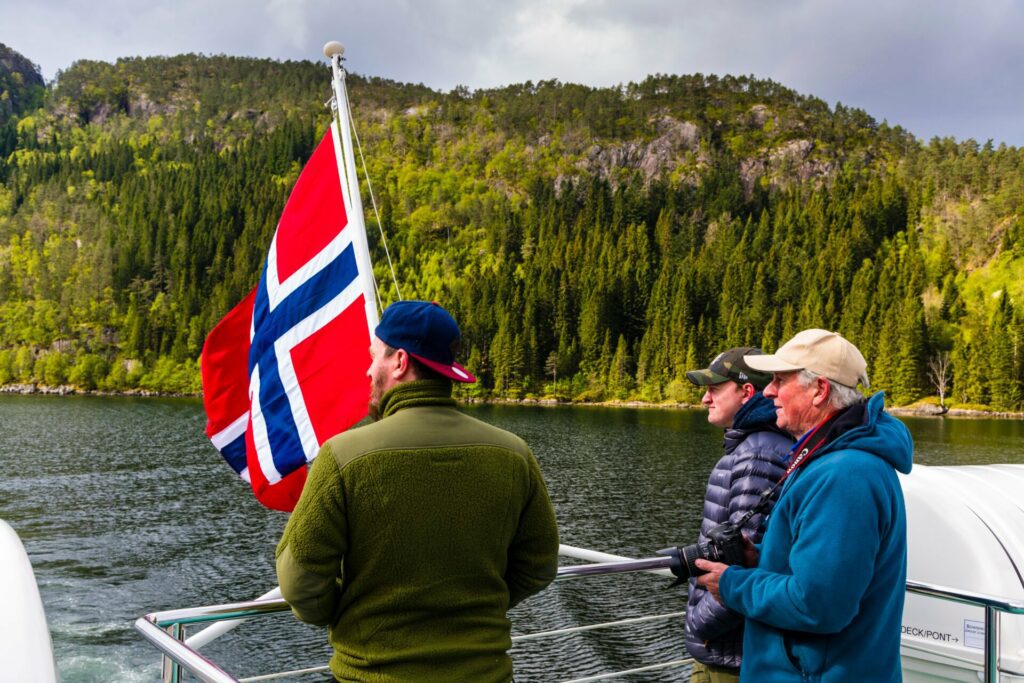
[[162, 622, 183, 683], [984, 605, 999, 683]]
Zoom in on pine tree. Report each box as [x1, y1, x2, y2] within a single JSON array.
[[987, 295, 1019, 409], [892, 294, 927, 405]]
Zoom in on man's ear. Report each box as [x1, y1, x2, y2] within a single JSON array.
[[392, 348, 414, 380], [741, 383, 757, 401], [811, 376, 831, 407]]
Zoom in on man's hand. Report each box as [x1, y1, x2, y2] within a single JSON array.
[[694, 559, 729, 603], [695, 533, 761, 603], [741, 533, 759, 568]]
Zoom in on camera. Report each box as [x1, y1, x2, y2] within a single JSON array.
[[658, 521, 746, 580]]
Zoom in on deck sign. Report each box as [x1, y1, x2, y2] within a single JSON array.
[[202, 123, 378, 512], [901, 624, 958, 643], [964, 620, 985, 650]]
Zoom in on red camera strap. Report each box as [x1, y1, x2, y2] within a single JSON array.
[[778, 411, 840, 484]]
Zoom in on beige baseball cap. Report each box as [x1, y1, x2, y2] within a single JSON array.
[[743, 329, 870, 389]]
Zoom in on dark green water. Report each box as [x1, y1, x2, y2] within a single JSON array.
[[1, 395, 1023, 682]]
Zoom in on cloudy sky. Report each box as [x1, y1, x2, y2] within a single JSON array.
[[4, 0, 1023, 145]]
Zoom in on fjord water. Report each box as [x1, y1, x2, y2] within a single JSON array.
[[2, 395, 1023, 682]]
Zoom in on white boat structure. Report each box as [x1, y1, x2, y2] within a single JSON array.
[[0, 520, 59, 682], [899, 464, 1024, 682]]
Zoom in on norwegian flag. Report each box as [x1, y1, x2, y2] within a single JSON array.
[[201, 122, 379, 512]]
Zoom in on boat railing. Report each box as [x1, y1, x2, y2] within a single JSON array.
[[135, 545, 1024, 683]]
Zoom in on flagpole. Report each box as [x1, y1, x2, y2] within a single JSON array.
[[189, 44, 375, 650], [324, 41, 381, 328]]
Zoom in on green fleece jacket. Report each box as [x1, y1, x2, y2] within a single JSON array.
[[276, 380, 560, 682]]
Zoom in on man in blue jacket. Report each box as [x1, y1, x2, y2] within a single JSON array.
[[695, 329, 913, 683], [684, 347, 793, 683]]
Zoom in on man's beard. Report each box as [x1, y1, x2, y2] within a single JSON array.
[[368, 368, 387, 421]]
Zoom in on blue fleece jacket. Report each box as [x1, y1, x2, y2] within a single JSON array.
[[719, 392, 913, 683]]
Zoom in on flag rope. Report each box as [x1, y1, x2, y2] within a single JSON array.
[[332, 95, 383, 312], [346, 91, 403, 306]]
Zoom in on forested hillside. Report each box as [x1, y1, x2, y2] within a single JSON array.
[[1, 46, 1022, 410]]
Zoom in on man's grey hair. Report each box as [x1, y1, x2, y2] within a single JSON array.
[[797, 370, 864, 410]]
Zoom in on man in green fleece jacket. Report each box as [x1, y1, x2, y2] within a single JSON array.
[[276, 300, 560, 683]]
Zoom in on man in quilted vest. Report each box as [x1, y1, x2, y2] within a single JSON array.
[[684, 347, 793, 683]]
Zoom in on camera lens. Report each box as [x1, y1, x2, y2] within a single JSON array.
[[657, 541, 710, 581]]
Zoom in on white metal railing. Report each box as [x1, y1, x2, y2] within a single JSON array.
[[135, 548, 1024, 683], [176, 545, 669, 654], [135, 544, 682, 683], [903, 580, 1024, 681]]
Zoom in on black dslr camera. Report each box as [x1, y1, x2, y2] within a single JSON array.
[[658, 521, 746, 581]]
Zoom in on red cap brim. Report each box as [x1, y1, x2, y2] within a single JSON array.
[[409, 352, 477, 383]]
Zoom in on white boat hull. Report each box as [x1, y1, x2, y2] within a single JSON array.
[[901, 464, 1024, 681], [0, 519, 59, 682]]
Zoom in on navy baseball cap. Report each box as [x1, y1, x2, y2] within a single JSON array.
[[374, 300, 477, 383]]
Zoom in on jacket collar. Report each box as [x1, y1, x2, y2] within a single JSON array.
[[723, 392, 785, 453], [379, 379, 457, 419]]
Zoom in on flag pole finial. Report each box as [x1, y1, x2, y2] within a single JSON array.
[[323, 41, 345, 59]]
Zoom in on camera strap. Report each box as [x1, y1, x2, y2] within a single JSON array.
[[732, 410, 844, 528], [779, 411, 840, 479]]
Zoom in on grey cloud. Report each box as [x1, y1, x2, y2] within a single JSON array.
[[1, 0, 1022, 144]]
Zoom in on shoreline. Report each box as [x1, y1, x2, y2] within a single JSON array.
[[0, 383, 181, 398], [465, 396, 698, 411], [886, 405, 1024, 420], [470, 396, 1024, 420], [3, 383, 1024, 420]]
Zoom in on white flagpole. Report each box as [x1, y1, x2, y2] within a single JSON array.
[[325, 41, 381, 328]]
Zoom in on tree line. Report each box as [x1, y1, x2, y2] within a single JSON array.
[[0, 51, 1022, 409]]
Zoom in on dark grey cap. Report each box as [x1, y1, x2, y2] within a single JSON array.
[[685, 347, 772, 390]]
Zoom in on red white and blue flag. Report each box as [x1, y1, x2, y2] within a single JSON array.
[[201, 122, 379, 512]]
